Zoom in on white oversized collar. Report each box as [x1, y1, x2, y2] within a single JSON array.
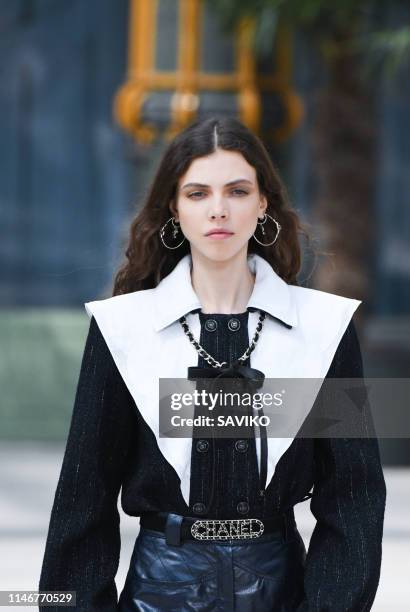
[[85, 253, 361, 509], [152, 253, 298, 331]]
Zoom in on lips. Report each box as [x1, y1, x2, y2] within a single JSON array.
[[205, 230, 234, 236]]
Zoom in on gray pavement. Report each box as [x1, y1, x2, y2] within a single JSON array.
[[0, 441, 408, 611]]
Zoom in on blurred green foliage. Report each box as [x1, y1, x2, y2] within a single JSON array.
[[208, 0, 410, 80]]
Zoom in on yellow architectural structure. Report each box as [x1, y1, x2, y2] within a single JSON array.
[[113, 0, 303, 144]]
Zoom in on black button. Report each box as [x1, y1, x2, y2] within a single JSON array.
[[235, 439, 248, 453], [205, 319, 217, 332], [193, 502, 206, 515], [237, 501, 249, 514], [228, 317, 240, 331], [196, 439, 209, 453]]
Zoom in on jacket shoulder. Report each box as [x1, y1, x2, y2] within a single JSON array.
[[288, 284, 362, 352], [83, 288, 157, 351], [84, 288, 155, 319], [289, 283, 361, 309]]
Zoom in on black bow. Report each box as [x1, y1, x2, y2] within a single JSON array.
[[187, 361, 265, 391]]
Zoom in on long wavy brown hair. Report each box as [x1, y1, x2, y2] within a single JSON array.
[[112, 116, 311, 296]]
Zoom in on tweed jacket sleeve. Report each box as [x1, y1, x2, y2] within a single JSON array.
[[38, 315, 138, 612], [296, 320, 387, 611]]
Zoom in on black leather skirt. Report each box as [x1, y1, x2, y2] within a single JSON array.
[[118, 512, 306, 611]]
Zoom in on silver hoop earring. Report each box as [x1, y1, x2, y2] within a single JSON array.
[[252, 213, 281, 246], [159, 216, 186, 249]]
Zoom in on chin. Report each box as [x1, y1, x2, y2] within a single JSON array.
[[192, 244, 248, 264]]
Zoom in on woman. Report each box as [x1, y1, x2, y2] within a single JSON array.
[[39, 117, 386, 611]]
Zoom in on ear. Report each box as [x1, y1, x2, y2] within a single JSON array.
[[258, 194, 268, 219], [169, 199, 179, 221]]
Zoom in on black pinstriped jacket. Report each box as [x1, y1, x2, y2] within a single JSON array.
[[39, 307, 386, 611]]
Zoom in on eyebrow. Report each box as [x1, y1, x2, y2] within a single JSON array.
[[180, 178, 254, 190]]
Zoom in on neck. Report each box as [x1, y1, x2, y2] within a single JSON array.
[[189, 248, 255, 314]]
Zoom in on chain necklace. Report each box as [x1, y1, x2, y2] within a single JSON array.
[[178, 310, 266, 368]]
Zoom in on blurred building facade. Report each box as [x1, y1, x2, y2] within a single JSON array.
[[1, 0, 409, 462]]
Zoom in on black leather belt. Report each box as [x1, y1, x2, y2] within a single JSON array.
[[140, 511, 296, 546]]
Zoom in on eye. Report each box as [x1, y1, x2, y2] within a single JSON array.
[[187, 189, 248, 199], [187, 191, 205, 199]]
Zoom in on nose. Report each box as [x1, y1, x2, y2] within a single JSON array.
[[208, 198, 228, 220], [209, 211, 227, 219]]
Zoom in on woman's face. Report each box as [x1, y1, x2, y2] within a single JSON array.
[[172, 148, 267, 262]]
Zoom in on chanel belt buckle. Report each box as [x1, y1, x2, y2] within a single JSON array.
[[191, 518, 264, 541]]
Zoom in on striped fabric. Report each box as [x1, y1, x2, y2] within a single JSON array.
[[39, 314, 386, 611]]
